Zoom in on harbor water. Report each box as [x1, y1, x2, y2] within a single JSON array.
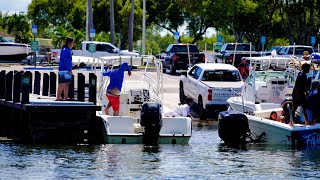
[[1, 125, 320, 179]]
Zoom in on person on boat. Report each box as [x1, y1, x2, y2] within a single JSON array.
[[238, 57, 249, 81], [280, 97, 294, 124], [269, 111, 285, 123], [103, 62, 132, 116], [305, 81, 320, 124], [164, 97, 193, 117], [291, 63, 312, 126], [302, 51, 310, 60], [56, 37, 74, 101]]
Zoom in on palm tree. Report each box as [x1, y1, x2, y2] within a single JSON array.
[[128, 0, 135, 51], [110, 0, 115, 45]]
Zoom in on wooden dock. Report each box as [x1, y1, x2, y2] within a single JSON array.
[[0, 69, 103, 144]]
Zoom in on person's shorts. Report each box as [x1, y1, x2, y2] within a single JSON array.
[[106, 92, 120, 112], [59, 71, 72, 83]]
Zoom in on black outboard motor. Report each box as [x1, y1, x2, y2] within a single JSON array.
[[140, 102, 162, 146], [218, 110, 250, 144]]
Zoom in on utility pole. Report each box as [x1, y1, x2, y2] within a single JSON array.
[[86, 0, 94, 41], [142, 0, 146, 55], [128, 0, 135, 51], [110, 0, 115, 45]]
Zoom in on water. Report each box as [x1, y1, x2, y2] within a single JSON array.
[[1, 125, 320, 179]]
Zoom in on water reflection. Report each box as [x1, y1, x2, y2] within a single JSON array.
[[1, 128, 320, 179]]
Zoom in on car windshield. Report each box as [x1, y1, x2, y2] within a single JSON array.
[[225, 44, 251, 51], [170, 45, 199, 53], [255, 71, 288, 82], [202, 70, 241, 82], [0, 36, 11, 42]]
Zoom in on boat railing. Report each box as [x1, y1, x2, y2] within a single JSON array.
[[95, 58, 164, 111]]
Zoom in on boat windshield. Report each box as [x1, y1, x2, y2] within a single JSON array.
[[0, 36, 11, 42], [202, 70, 241, 82], [255, 71, 288, 82]]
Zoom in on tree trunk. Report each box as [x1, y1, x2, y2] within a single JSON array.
[[128, 0, 135, 51], [110, 0, 115, 45], [86, 0, 94, 41]]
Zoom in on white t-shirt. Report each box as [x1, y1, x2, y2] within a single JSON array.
[[164, 104, 190, 117]]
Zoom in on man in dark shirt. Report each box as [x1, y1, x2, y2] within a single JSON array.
[[291, 63, 311, 125]]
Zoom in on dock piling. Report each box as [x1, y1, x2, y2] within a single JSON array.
[[0, 70, 5, 99], [5, 71, 13, 101]]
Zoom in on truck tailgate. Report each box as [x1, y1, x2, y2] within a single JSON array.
[[202, 81, 243, 102]]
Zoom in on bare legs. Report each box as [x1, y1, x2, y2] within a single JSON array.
[[56, 82, 70, 100], [104, 102, 119, 116]]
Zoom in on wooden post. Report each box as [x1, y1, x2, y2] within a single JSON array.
[[141, 56, 144, 66], [28, 71, 33, 93], [21, 71, 31, 104], [77, 73, 85, 102], [33, 71, 41, 95], [13, 71, 22, 103], [49, 72, 57, 97], [5, 71, 13, 101], [0, 70, 5, 99], [42, 73, 49, 96], [89, 73, 97, 104], [68, 74, 75, 100]]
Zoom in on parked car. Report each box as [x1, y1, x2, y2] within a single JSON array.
[[179, 63, 243, 119], [162, 44, 205, 74], [51, 41, 140, 62], [276, 45, 314, 58], [215, 43, 260, 67], [259, 46, 281, 56]]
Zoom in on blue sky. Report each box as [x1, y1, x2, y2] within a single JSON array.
[[0, 0, 31, 14]]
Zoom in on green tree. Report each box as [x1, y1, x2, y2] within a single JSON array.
[[1, 13, 32, 43]]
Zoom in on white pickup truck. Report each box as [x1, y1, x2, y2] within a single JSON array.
[[179, 63, 244, 119], [51, 41, 140, 62]]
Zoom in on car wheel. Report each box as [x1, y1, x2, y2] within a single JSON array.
[[198, 96, 207, 120], [169, 65, 176, 75], [179, 82, 186, 104]]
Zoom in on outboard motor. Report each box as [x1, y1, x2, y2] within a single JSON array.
[[218, 110, 250, 144], [140, 102, 162, 146]]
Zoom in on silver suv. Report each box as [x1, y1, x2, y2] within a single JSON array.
[[276, 45, 314, 57]]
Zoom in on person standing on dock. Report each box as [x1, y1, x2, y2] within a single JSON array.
[[103, 62, 132, 116], [291, 63, 311, 126], [56, 37, 74, 101]]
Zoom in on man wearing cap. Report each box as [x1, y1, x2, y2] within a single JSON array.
[[238, 57, 249, 81]]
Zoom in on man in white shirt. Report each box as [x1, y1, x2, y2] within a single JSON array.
[[164, 97, 193, 117]]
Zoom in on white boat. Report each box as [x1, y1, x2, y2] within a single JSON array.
[[246, 111, 320, 147], [95, 60, 192, 145], [0, 36, 32, 61], [228, 70, 294, 113], [225, 67, 320, 147], [53, 55, 156, 67]]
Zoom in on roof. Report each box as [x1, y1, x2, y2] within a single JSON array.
[[81, 41, 113, 44], [280, 45, 313, 48], [195, 63, 238, 71]]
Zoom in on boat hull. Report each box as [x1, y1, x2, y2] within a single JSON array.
[[247, 115, 320, 147], [0, 53, 29, 61], [103, 135, 191, 145]]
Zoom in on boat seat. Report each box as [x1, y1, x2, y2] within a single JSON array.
[[102, 115, 136, 135], [160, 117, 192, 136]]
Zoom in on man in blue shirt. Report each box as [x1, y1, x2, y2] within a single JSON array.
[[56, 37, 74, 101], [103, 62, 132, 116]]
